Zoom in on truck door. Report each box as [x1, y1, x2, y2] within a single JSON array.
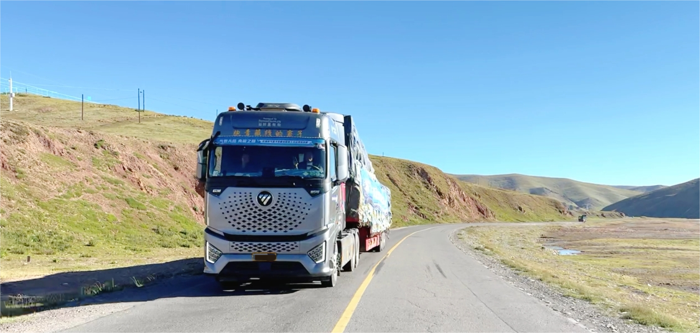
[[329, 144, 343, 227]]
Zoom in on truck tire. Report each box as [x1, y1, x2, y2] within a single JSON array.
[[376, 231, 387, 252], [322, 242, 339, 287], [218, 280, 244, 290], [354, 232, 360, 269], [343, 234, 357, 272]]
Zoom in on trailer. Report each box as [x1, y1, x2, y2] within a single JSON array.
[[196, 102, 392, 288]]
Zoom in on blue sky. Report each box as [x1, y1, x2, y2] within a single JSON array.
[[2, 1, 698, 186]]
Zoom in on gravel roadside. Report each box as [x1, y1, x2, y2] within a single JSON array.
[[450, 227, 671, 333], [0, 302, 138, 333]]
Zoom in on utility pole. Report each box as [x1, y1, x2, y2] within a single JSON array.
[[142, 90, 145, 124], [137, 88, 141, 123], [9, 77, 13, 111], [81, 94, 84, 120]]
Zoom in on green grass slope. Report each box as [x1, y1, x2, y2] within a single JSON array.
[[454, 173, 644, 211], [0, 118, 207, 280], [0, 94, 574, 279], [603, 178, 699, 219]]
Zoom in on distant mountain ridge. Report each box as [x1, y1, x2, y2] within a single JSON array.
[[453, 173, 649, 211], [603, 178, 699, 219], [611, 185, 667, 193]]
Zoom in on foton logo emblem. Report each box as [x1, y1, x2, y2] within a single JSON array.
[[257, 191, 273, 206]]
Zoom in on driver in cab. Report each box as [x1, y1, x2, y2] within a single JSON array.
[[297, 151, 322, 172]]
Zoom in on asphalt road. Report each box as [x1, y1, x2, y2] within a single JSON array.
[[58, 223, 590, 333]]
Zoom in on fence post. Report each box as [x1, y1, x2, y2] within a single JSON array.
[[9, 78, 13, 111]]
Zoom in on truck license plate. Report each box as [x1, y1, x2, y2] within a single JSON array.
[[252, 252, 277, 262]]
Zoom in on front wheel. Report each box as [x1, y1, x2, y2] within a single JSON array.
[[218, 280, 244, 290], [321, 242, 339, 287]]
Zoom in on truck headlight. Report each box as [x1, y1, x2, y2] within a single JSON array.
[[307, 241, 326, 263], [206, 241, 222, 263]]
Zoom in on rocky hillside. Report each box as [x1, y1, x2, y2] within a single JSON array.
[[454, 173, 647, 211], [372, 157, 572, 225], [0, 94, 574, 278], [603, 178, 699, 219], [0, 119, 205, 263]]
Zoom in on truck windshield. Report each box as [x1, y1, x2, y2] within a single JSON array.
[[208, 145, 326, 179]]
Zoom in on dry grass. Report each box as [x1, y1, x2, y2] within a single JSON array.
[[461, 218, 700, 332], [0, 94, 211, 144], [1, 248, 201, 283]]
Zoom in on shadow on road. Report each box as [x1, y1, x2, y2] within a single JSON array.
[[1, 258, 326, 317]]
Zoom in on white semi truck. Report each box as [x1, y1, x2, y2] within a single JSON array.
[[195, 102, 392, 288]]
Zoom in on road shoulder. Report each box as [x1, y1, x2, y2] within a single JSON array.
[[449, 225, 670, 333]]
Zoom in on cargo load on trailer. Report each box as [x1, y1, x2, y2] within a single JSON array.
[[344, 115, 392, 235]]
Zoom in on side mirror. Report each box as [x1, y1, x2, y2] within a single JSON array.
[[336, 145, 349, 182], [196, 139, 210, 181]]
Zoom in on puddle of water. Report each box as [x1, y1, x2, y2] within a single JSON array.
[[544, 245, 581, 255]]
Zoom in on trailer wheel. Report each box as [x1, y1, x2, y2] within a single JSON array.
[[376, 231, 387, 252]]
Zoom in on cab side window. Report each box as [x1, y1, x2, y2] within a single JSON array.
[[330, 144, 337, 181]]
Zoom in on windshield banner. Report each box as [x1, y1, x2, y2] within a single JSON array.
[[213, 137, 324, 147]]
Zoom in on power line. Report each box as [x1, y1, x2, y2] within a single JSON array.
[[8, 83, 130, 91], [148, 96, 207, 115], [94, 96, 133, 102], [142, 92, 220, 107], [1, 68, 66, 85]]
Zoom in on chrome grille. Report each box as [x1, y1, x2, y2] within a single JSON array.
[[219, 191, 314, 233], [231, 242, 299, 253]]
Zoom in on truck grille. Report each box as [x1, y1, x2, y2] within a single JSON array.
[[231, 242, 300, 253], [219, 191, 313, 233]]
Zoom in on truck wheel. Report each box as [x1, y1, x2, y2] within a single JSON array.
[[218, 280, 243, 290], [354, 232, 360, 269], [376, 232, 387, 252], [322, 243, 339, 287], [344, 236, 357, 272]]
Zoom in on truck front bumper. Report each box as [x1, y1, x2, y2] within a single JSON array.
[[203, 227, 335, 283]]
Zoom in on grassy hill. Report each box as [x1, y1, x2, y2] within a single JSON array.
[[454, 173, 647, 211], [1, 93, 212, 144], [603, 178, 699, 219], [0, 94, 574, 280]]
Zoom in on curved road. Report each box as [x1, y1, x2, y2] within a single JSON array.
[[59, 223, 589, 333]]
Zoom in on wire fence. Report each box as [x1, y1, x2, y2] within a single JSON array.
[[0, 77, 99, 104]]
